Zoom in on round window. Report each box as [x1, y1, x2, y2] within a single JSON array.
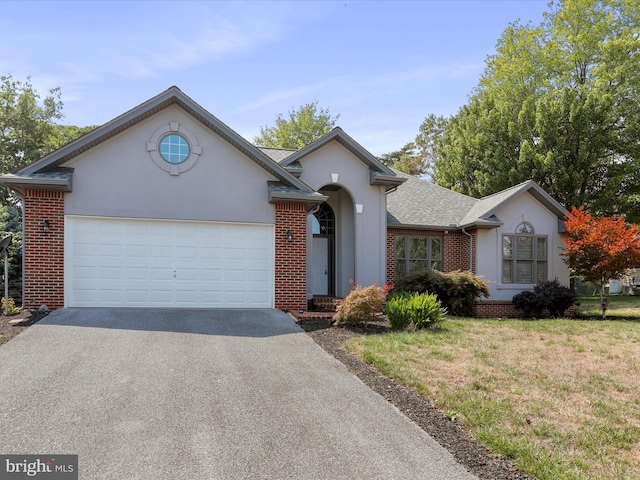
[[159, 133, 190, 164]]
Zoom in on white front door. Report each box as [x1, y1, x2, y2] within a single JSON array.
[[311, 237, 329, 296]]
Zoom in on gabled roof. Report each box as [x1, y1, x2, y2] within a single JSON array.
[[278, 128, 406, 189], [458, 180, 567, 228], [3, 86, 319, 201], [387, 174, 567, 231]]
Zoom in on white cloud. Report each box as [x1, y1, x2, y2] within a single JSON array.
[[237, 77, 348, 113]]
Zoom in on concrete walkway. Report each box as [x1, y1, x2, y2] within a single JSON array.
[[0, 309, 477, 479]]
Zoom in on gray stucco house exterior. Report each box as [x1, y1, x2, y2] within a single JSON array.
[[0, 87, 569, 316]]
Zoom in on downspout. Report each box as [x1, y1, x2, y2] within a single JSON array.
[[461, 227, 473, 273]]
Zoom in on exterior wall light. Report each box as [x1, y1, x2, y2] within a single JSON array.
[[42, 220, 50, 234], [286, 230, 293, 243]]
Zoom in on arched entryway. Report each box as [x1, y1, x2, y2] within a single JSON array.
[[311, 203, 335, 295], [308, 185, 355, 299]]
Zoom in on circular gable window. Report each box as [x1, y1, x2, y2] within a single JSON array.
[[159, 133, 190, 164], [148, 122, 201, 175]]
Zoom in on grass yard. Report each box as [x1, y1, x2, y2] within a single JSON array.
[[575, 295, 640, 318], [344, 318, 640, 480]]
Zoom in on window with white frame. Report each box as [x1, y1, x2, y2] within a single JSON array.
[[395, 235, 442, 279], [502, 222, 547, 284]]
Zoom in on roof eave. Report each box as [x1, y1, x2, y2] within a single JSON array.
[[459, 219, 504, 229], [0, 175, 72, 195], [268, 191, 328, 206], [387, 222, 459, 231], [370, 171, 407, 187]]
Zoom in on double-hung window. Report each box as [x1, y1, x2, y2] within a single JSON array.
[[395, 235, 442, 279], [502, 222, 547, 284]]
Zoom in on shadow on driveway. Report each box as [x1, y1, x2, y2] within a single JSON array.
[[40, 308, 300, 338]]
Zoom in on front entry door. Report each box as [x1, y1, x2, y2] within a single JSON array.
[[312, 237, 329, 295]]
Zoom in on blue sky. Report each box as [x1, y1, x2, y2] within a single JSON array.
[[2, 0, 547, 156]]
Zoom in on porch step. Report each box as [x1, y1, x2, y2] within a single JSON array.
[[310, 296, 342, 312]]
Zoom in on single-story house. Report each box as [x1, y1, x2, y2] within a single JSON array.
[[0, 87, 569, 316]]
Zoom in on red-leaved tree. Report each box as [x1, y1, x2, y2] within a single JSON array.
[[563, 206, 640, 318]]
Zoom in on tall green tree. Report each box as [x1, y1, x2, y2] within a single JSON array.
[[0, 75, 64, 173], [380, 114, 449, 178], [254, 101, 339, 149], [0, 75, 93, 205], [434, 0, 640, 221]]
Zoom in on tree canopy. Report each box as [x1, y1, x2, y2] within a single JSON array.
[[563, 206, 640, 317], [0, 75, 94, 205], [380, 114, 449, 178], [433, 0, 640, 221], [253, 101, 339, 150]]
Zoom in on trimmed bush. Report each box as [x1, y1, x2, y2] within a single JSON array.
[[512, 279, 576, 318], [333, 282, 388, 326], [393, 270, 490, 316]]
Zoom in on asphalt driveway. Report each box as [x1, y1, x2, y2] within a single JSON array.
[[0, 309, 477, 479]]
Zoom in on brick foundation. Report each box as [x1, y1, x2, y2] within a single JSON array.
[[274, 203, 307, 311], [23, 189, 65, 309], [473, 300, 520, 318]]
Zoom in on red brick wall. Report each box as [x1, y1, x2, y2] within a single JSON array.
[[23, 189, 65, 309], [474, 300, 575, 318], [473, 301, 520, 318], [274, 203, 307, 311], [386, 228, 476, 282]]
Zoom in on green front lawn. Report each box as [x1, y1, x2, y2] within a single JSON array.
[[344, 318, 640, 480], [575, 295, 640, 318]]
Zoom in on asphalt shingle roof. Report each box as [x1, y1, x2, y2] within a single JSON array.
[[258, 147, 296, 163], [386, 171, 478, 228]]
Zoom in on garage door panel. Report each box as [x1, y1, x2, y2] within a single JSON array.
[[66, 217, 274, 308]]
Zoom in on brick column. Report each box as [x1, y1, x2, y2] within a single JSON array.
[[386, 230, 396, 283], [23, 189, 65, 309], [274, 203, 307, 311]]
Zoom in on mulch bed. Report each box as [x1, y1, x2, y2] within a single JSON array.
[[298, 315, 532, 480], [0, 309, 48, 346]]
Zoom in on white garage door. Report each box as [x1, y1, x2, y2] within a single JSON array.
[[65, 216, 274, 308]]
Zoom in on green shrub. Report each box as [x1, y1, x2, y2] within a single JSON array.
[[512, 279, 576, 318], [1, 296, 19, 315], [333, 282, 388, 326], [385, 292, 446, 330], [385, 293, 414, 330], [394, 270, 490, 316], [409, 292, 446, 329], [512, 290, 544, 318], [534, 279, 576, 317]]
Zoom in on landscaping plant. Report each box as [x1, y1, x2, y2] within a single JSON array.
[[385, 292, 446, 330], [408, 292, 446, 329], [512, 279, 575, 318], [394, 270, 489, 316], [563, 206, 640, 319], [385, 293, 413, 330], [333, 281, 390, 326]]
